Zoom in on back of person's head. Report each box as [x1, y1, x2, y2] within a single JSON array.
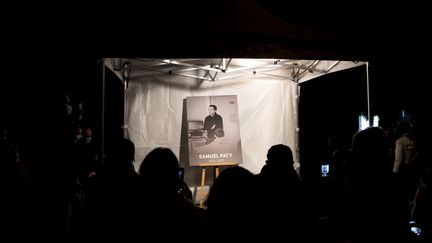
[[139, 147, 179, 188], [350, 127, 392, 180], [398, 121, 413, 137], [118, 138, 135, 163], [105, 138, 136, 171], [260, 144, 300, 187], [352, 127, 386, 157], [205, 166, 254, 212], [266, 144, 294, 165]]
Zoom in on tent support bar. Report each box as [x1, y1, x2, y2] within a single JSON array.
[[326, 61, 340, 73], [123, 81, 128, 139], [101, 58, 106, 161], [295, 81, 301, 177], [135, 66, 214, 81], [366, 61, 371, 126], [163, 60, 224, 73]]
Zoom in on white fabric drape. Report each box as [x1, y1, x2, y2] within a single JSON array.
[[126, 72, 298, 186]]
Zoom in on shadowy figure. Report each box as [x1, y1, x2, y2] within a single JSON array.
[[139, 147, 181, 194], [104, 138, 138, 178], [344, 127, 410, 242], [74, 127, 99, 180], [393, 122, 419, 214], [204, 166, 256, 240], [255, 144, 309, 242], [82, 138, 140, 240], [138, 147, 204, 239]]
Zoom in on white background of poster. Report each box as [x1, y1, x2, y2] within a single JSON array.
[[126, 73, 297, 187]]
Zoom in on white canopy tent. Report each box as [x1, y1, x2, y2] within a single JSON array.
[[104, 58, 366, 189]]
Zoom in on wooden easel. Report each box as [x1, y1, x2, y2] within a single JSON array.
[[198, 162, 238, 208]]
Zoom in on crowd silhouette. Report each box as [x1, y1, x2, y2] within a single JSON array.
[[1, 92, 431, 242]]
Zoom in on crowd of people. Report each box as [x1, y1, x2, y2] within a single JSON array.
[[1, 93, 431, 242]]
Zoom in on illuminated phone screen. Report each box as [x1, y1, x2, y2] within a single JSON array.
[[321, 164, 329, 173], [321, 164, 329, 177]]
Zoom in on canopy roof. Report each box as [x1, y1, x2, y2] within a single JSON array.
[[107, 58, 365, 84]]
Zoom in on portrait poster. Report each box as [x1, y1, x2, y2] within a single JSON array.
[[186, 95, 243, 166]]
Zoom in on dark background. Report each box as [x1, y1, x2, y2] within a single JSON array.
[[1, 1, 430, 238], [0, 2, 429, 169], [2, 0, 430, 175]]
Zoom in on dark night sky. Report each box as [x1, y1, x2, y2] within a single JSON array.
[[2, 1, 430, 153], [1, 3, 431, 239]]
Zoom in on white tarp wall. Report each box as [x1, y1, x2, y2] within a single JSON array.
[[125, 69, 298, 186], [106, 58, 365, 191]]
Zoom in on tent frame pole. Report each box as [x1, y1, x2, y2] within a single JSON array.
[[123, 78, 128, 138], [101, 58, 106, 161], [295, 81, 301, 177], [366, 61, 372, 126]]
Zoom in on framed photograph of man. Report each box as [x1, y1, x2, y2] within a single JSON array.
[[186, 95, 243, 166]]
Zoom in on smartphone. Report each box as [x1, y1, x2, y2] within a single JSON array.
[[321, 162, 329, 178], [178, 167, 185, 181]]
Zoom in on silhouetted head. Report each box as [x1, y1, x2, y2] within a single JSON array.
[[139, 147, 180, 187], [117, 138, 135, 163], [266, 144, 294, 165], [82, 127, 92, 143], [398, 121, 412, 135], [352, 127, 386, 157], [208, 105, 217, 116], [350, 127, 391, 177], [103, 138, 136, 175], [205, 166, 254, 211]]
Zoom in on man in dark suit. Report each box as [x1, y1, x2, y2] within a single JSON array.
[[203, 105, 223, 144]]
